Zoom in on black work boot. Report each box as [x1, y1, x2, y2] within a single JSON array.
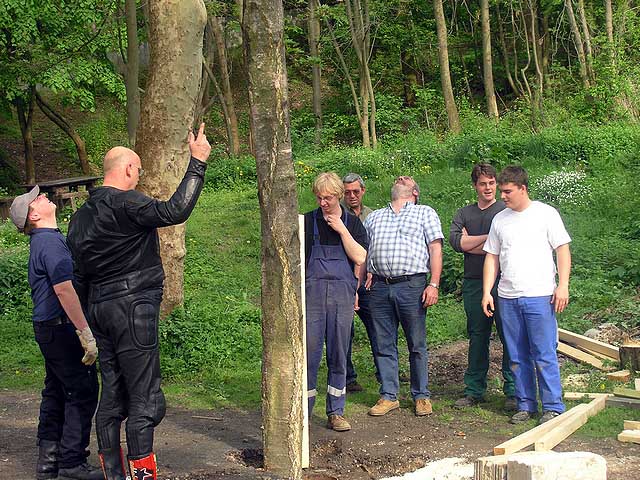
[[58, 462, 104, 480], [36, 439, 59, 480], [98, 447, 128, 480]]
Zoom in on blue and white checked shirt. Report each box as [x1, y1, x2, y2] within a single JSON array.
[[364, 202, 444, 278]]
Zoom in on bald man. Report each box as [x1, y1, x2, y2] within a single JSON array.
[[67, 124, 211, 480]]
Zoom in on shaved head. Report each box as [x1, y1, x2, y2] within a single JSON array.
[[103, 147, 140, 175]]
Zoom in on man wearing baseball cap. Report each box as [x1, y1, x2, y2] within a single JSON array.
[[10, 187, 102, 480]]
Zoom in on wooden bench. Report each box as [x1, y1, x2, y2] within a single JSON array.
[[21, 176, 102, 212]]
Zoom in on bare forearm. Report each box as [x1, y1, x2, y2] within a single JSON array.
[[483, 254, 499, 295], [428, 240, 443, 284], [460, 234, 487, 252], [53, 281, 89, 331], [341, 232, 367, 265], [556, 244, 571, 287]]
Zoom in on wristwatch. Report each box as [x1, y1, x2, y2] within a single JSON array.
[[428, 283, 439, 289]]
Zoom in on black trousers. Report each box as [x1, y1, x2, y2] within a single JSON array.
[[34, 322, 99, 468], [88, 286, 166, 458]]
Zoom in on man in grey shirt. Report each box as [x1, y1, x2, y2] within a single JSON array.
[[449, 163, 515, 410]]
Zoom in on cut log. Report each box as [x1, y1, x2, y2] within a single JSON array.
[[618, 429, 640, 444], [507, 451, 607, 480], [606, 370, 632, 382], [613, 387, 640, 400], [534, 396, 606, 451], [557, 342, 611, 371], [494, 404, 587, 455], [619, 344, 640, 371], [564, 392, 612, 400], [558, 328, 620, 361], [606, 396, 640, 409], [623, 420, 640, 430]]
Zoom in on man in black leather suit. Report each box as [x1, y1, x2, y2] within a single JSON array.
[[67, 124, 211, 480]]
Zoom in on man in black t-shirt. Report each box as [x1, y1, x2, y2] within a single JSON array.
[[449, 163, 515, 410]]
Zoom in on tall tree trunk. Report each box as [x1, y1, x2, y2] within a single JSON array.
[[210, 16, 241, 157], [243, 1, 303, 478], [480, 0, 499, 121], [433, 0, 461, 133], [15, 89, 36, 184], [496, 2, 520, 96], [136, 0, 207, 318], [577, 0, 595, 82], [34, 90, 90, 175], [604, 0, 614, 63], [401, 49, 418, 107], [529, 0, 544, 127], [565, 0, 590, 89], [308, 0, 322, 145], [125, 0, 140, 148], [540, 10, 551, 90]]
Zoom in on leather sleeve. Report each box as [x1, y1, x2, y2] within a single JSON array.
[[125, 156, 207, 228]]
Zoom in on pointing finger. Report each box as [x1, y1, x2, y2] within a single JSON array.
[[198, 122, 205, 138]]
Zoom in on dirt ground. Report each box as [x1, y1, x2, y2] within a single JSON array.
[[2, 340, 639, 480]]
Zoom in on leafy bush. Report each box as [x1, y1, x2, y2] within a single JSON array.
[[0, 147, 21, 194], [531, 170, 592, 208]]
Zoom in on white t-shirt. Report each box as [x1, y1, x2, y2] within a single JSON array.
[[484, 201, 571, 298]]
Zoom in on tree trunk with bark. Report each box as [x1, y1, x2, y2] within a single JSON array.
[[34, 90, 91, 175], [210, 16, 241, 157], [433, 0, 461, 133], [565, 0, 591, 89], [480, 0, 499, 121], [308, 0, 323, 145], [605, 0, 614, 63], [15, 89, 36, 184], [125, 0, 141, 148], [577, 0, 595, 82], [243, 1, 304, 478], [136, 0, 207, 318]]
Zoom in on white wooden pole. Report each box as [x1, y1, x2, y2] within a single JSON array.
[[299, 214, 309, 468]]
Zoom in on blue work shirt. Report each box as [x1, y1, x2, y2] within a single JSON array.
[[28, 228, 74, 322]]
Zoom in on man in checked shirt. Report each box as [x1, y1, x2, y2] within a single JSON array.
[[363, 176, 443, 417]]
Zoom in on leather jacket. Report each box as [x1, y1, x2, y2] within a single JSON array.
[[68, 156, 207, 305]]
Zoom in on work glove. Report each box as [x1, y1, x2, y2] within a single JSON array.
[[76, 327, 98, 366]]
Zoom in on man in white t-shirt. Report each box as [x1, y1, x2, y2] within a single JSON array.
[[481, 166, 571, 425]]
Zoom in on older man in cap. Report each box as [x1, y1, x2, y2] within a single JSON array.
[[10, 188, 101, 480]]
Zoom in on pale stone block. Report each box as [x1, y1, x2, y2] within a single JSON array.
[[507, 451, 606, 480]]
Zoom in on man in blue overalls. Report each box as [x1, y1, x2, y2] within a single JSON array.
[[304, 172, 368, 432]]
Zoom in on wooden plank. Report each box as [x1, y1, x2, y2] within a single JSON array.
[[493, 404, 588, 456], [558, 328, 620, 361], [614, 387, 640, 400], [299, 215, 309, 469], [623, 420, 640, 430], [635, 378, 640, 391], [557, 342, 609, 371], [618, 429, 640, 444], [606, 396, 640, 409], [564, 392, 612, 400], [534, 396, 606, 451], [606, 370, 632, 382]]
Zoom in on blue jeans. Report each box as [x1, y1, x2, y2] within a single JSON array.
[[368, 275, 429, 401], [346, 285, 378, 385], [498, 296, 565, 414]]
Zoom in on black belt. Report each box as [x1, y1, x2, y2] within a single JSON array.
[[37, 315, 70, 327], [373, 273, 424, 285]]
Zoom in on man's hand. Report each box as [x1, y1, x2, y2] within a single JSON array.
[[354, 291, 360, 311], [364, 272, 373, 290], [481, 294, 494, 317], [552, 284, 569, 313], [188, 123, 211, 162], [325, 214, 348, 235], [76, 327, 98, 366], [422, 285, 438, 307]]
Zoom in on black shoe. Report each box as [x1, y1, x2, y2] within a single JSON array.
[[504, 396, 517, 412], [539, 410, 561, 424], [346, 381, 363, 393], [510, 410, 535, 424], [454, 396, 482, 408], [58, 462, 104, 480], [36, 439, 59, 480]]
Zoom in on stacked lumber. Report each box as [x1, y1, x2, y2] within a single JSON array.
[[618, 419, 640, 445], [557, 328, 619, 371]]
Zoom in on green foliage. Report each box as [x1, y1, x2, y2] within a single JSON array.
[[0, 147, 21, 193]]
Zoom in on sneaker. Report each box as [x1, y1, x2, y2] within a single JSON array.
[[454, 396, 482, 408], [415, 398, 433, 416], [510, 410, 535, 424], [346, 381, 364, 393], [539, 410, 561, 424], [368, 398, 400, 416], [58, 462, 104, 480], [504, 396, 517, 412], [327, 414, 351, 431]]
